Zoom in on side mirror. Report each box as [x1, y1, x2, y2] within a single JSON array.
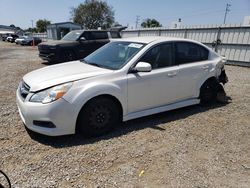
[[133, 62, 152, 73], [79, 37, 86, 42]]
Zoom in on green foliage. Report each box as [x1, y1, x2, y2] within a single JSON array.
[[36, 19, 51, 33], [71, 0, 115, 29], [26, 27, 38, 33], [141, 18, 162, 28]]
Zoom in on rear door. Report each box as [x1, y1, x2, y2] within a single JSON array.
[[91, 31, 109, 49], [174, 42, 211, 100]]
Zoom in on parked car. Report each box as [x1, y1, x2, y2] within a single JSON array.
[[15, 36, 29, 44], [8, 34, 19, 43], [17, 37, 228, 137], [1, 33, 11, 41], [20, 37, 42, 46], [6, 36, 13, 42], [38, 28, 126, 63]]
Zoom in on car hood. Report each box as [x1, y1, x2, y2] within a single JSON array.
[[23, 61, 113, 92], [39, 40, 77, 47]]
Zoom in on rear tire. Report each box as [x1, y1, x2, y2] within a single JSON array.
[[76, 97, 120, 137], [199, 80, 218, 106]]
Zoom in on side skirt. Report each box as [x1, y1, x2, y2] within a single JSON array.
[[123, 99, 200, 121]]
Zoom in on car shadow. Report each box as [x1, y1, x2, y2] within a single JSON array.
[[27, 100, 231, 148]]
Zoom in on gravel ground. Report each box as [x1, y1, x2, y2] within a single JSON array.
[[0, 41, 250, 188]]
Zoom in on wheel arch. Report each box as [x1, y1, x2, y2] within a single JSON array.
[[75, 94, 123, 132], [199, 76, 219, 98]]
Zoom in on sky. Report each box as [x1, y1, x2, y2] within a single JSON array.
[[0, 0, 249, 29]]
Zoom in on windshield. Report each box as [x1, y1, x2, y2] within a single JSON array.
[[82, 41, 145, 70], [61, 30, 83, 41]]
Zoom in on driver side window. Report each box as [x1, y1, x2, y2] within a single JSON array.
[[139, 43, 174, 69]]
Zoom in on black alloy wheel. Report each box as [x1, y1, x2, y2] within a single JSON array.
[[77, 97, 120, 137]]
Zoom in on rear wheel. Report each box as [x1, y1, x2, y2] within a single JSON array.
[[199, 80, 218, 105], [76, 97, 120, 137]]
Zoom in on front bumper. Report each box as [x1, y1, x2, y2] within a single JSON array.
[[16, 89, 77, 136]]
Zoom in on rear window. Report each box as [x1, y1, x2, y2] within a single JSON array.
[[110, 31, 120, 38], [91, 31, 108, 40], [175, 42, 209, 64]]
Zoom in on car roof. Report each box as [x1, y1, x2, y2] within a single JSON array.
[[112, 36, 202, 45]]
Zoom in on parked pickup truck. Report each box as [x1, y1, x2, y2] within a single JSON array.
[[38, 28, 126, 63]]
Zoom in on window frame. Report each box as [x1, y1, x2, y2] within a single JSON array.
[[131, 42, 176, 71], [174, 41, 209, 65]]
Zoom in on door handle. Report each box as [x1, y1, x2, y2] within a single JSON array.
[[202, 65, 209, 70], [167, 72, 177, 77]]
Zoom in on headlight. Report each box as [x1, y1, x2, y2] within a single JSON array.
[[30, 82, 73, 103]]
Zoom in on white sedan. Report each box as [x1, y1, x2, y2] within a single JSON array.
[[15, 36, 28, 44], [16, 37, 228, 137]]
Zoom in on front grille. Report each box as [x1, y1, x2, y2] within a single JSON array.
[[38, 45, 51, 51], [19, 81, 30, 100]]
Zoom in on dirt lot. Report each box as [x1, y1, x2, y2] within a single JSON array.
[[0, 41, 250, 188]]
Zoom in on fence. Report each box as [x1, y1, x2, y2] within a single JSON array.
[[122, 24, 250, 67], [32, 33, 47, 41]]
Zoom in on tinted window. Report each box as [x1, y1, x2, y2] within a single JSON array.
[[139, 43, 173, 69], [175, 42, 209, 64], [110, 31, 120, 38], [91, 31, 108, 40]]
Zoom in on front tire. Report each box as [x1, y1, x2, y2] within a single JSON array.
[[76, 97, 120, 137], [64, 50, 76, 62]]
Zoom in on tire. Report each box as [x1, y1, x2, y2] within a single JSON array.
[[199, 80, 218, 106], [64, 50, 75, 62], [76, 97, 120, 137]]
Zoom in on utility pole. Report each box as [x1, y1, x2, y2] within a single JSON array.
[[223, 3, 231, 24], [135, 15, 140, 29], [31, 19, 34, 46], [31, 19, 33, 28]]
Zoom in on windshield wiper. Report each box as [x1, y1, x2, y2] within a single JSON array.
[[81, 59, 103, 68], [88, 63, 103, 68]]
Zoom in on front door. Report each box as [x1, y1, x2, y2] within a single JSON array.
[[127, 43, 180, 114]]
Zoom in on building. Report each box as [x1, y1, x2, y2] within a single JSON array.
[[243, 16, 250, 26], [0, 25, 15, 34], [0, 25, 24, 39], [47, 22, 82, 40]]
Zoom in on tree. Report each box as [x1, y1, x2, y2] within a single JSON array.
[[36, 19, 51, 33], [71, 0, 115, 29], [141, 18, 162, 28], [26, 27, 38, 33]]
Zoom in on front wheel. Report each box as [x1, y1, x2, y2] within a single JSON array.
[[76, 97, 120, 137], [63, 50, 76, 62]]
